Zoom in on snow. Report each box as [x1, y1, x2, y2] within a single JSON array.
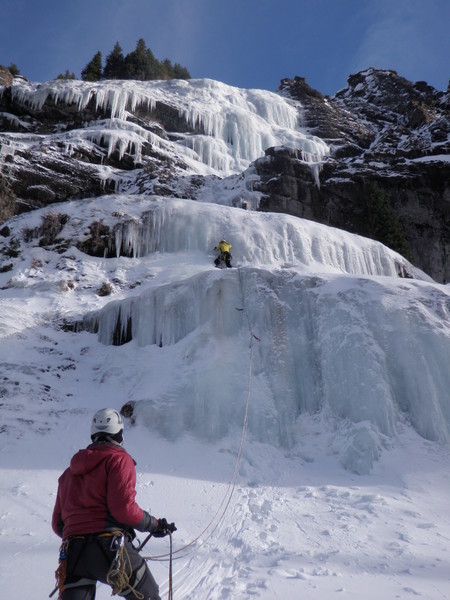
[[411, 154, 450, 163], [1, 190, 450, 599]]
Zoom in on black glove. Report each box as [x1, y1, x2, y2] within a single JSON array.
[[152, 517, 177, 538]]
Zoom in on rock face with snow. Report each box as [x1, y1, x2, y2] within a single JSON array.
[[0, 67, 448, 281], [262, 70, 450, 283]]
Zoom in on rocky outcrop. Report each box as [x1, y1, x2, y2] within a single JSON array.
[[255, 147, 449, 282], [0, 66, 13, 87], [279, 76, 374, 151], [260, 70, 450, 283]]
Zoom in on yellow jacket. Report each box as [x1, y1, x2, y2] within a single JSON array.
[[214, 241, 232, 253]]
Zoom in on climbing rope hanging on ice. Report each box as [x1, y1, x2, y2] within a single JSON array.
[[141, 267, 259, 566]]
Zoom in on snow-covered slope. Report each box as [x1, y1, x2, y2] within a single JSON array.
[[1, 187, 450, 598]]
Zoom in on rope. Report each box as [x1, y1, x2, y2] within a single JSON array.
[[167, 533, 173, 600], [106, 542, 144, 599], [142, 266, 258, 564]]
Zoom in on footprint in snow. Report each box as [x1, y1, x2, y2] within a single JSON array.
[[403, 586, 422, 596]]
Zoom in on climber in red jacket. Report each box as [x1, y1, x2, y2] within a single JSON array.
[[52, 408, 176, 600]]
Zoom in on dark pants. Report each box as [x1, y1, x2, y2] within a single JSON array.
[[61, 534, 160, 600], [214, 252, 232, 268]]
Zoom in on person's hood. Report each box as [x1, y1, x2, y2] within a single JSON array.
[[69, 442, 125, 476]]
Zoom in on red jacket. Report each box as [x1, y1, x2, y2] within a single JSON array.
[[52, 442, 147, 538]]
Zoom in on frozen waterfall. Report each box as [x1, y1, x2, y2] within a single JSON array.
[[109, 197, 417, 278], [77, 198, 447, 474], [84, 266, 450, 474], [5, 78, 329, 176]]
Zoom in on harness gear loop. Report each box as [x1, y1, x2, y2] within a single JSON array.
[[54, 539, 69, 599]]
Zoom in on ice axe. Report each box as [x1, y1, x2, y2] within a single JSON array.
[[135, 532, 153, 552]]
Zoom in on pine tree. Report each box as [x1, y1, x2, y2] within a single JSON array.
[[56, 69, 76, 80], [103, 42, 125, 79], [158, 58, 191, 80], [124, 39, 149, 80], [160, 59, 173, 80], [81, 51, 102, 82], [48, 39, 190, 84], [171, 62, 191, 80], [85, 38, 191, 82], [145, 47, 162, 79], [8, 63, 20, 77]]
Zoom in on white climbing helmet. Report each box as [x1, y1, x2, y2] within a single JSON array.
[[91, 408, 124, 437]]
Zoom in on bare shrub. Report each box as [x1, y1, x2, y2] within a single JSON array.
[[97, 282, 112, 296], [39, 212, 68, 247]]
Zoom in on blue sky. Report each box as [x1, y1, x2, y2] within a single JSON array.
[[1, 0, 448, 95]]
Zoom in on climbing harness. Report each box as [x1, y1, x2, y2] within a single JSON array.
[[142, 266, 258, 568], [50, 531, 144, 599]]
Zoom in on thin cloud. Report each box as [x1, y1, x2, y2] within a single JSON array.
[[351, 0, 449, 88]]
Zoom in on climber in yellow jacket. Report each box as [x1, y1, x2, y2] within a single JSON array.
[[214, 239, 232, 268]]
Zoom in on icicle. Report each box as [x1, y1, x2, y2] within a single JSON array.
[[8, 77, 330, 178]]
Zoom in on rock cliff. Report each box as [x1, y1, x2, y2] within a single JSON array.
[[258, 70, 449, 283]]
